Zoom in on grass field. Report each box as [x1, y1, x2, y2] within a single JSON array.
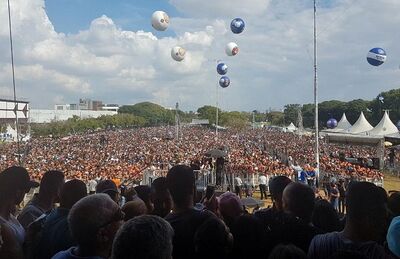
[[383, 174, 400, 192]]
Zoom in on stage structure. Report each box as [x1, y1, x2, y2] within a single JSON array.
[[0, 98, 29, 141]]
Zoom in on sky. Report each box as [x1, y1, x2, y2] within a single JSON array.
[[0, 0, 399, 112]]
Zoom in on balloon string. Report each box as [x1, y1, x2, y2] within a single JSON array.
[[7, 0, 21, 165]]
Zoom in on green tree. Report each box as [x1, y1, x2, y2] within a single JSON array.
[[284, 104, 301, 125], [197, 105, 220, 125]]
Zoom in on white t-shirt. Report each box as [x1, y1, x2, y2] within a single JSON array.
[[234, 177, 243, 186], [259, 175, 267, 185]]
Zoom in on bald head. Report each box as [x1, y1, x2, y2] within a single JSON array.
[[283, 182, 315, 223], [122, 198, 148, 221]]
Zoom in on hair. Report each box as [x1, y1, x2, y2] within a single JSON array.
[[134, 185, 153, 212], [231, 214, 266, 258], [346, 182, 387, 222], [122, 199, 148, 221], [194, 217, 232, 259], [268, 244, 307, 259], [388, 192, 400, 217], [312, 199, 341, 232], [111, 215, 174, 259], [269, 176, 291, 210], [166, 165, 195, 208], [39, 170, 65, 196], [68, 193, 120, 248], [60, 179, 87, 209], [151, 177, 172, 218], [283, 182, 315, 223]]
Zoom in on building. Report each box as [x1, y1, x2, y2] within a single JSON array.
[[102, 104, 120, 112]]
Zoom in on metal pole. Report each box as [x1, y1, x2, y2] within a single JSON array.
[[216, 77, 219, 138], [7, 0, 21, 165], [313, 0, 320, 180]]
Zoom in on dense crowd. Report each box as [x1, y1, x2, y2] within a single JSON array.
[[1, 165, 400, 259], [0, 126, 387, 184]]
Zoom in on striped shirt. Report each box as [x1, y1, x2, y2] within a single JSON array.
[[308, 232, 393, 259]]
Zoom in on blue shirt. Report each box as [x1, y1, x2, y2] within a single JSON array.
[[52, 247, 104, 259]]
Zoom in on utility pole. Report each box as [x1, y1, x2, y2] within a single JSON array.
[[313, 0, 320, 179], [175, 102, 179, 140]]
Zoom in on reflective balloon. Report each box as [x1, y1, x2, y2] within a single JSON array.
[[230, 18, 245, 34], [367, 48, 386, 66], [327, 118, 338, 129], [151, 11, 170, 31], [397, 120, 400, 130], [225, 42, 239, 56], [217, 63, 228, 75], [171, 46, 186, 62], [219, 76, 230, 88]]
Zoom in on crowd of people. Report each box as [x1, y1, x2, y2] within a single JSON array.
[[0, 126, 388, 185], [0, 164, 400, 259]]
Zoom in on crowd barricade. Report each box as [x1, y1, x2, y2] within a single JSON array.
[[141, 169, 168, 186]]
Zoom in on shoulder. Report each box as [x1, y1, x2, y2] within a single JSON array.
[[52, 247, 75, 259]]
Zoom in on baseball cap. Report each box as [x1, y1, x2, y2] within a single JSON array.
[[0, 166, 39, 191], [218, 192, 243, 218], [96, 180, 119, 194]]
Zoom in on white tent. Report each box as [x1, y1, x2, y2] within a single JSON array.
[[286, 122, 297, 132], [346, 112, 373, 134], [336, 113, 352, 130], [368, 111, 399, 136]]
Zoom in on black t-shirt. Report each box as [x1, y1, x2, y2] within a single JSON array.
[[165, 208, 215, 259], [254, 208, 324, 255]]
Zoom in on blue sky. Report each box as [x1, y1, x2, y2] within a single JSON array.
[[45, 0, 180, 35], [0, 0, 399, 111]]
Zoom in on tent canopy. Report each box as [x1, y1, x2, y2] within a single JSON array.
[[346, 112, 373, 134], [368, 111, 399, 136]]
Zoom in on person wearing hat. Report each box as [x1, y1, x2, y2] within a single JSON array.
[[0, 166, 39, 246], [96, 180, 120, 204]]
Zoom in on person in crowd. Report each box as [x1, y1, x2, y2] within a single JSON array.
[[134, 185, 154, 214], [0, 223, 24, 259], [31, 179, 87, 259], [387, 216, 400, 258], [52, 194, 124, 259], [200, 185, 219, 216], [279, 182, 322, 253], [338, 179, 346, 214], [308, 181, 391, 259], [234, 176, 243, 198], [151, 177, 172, 218], [0, 166, 39, 248], [194, 217, 233, 259], [388, 191, 400, 217], [218, 192, 244, 230], [18, 170, 65, 230], [111, 215, 174, 259], [329, 182, 340, 212], [164, 165, 215, 259], [312, 199, 341, 233], [259, 173, 268, 200], [121, 199, 147, 221], [268, 244, 307, 259], [230, 214, 266, 259], [96, 180, 120, 204], [254, 176, 292, 227]]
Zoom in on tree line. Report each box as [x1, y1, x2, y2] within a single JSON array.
[[30, 88, 400, 136]]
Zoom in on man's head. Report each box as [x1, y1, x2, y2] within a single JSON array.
[[68, 194, 123, 255], [111, 215, 174, 259], [283, 182, 315, 223], [166, 165, 195, 209], [60, 179, 87, 209], [96, 180, 120, 203], [345, 181, 388, 241], [122, 199, 148, 221], [39, 170, 65, 202], [134, 185, 154, 213], [269, 176, 292, 211], [0, 166, 39, 205], [151, 177, 172, 218]]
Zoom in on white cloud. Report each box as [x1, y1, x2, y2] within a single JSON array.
[[0, 0, 399, 112]]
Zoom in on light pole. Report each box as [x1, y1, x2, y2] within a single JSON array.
[[313, 0, 320, 180]]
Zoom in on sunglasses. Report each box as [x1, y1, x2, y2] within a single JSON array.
[[99, 208, 125, 229]]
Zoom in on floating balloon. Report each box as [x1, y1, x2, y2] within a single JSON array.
[[397, 120, 400, 130], [219, 76, 230, 88], [151, 11, 170, 31], [367, 48, 387, 66], [327, 118, 338, 129], [217, 63, 228, 75], [225, 42, 239, 56], [230, 18, 245, 34], [171, 46, 186, 62]]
